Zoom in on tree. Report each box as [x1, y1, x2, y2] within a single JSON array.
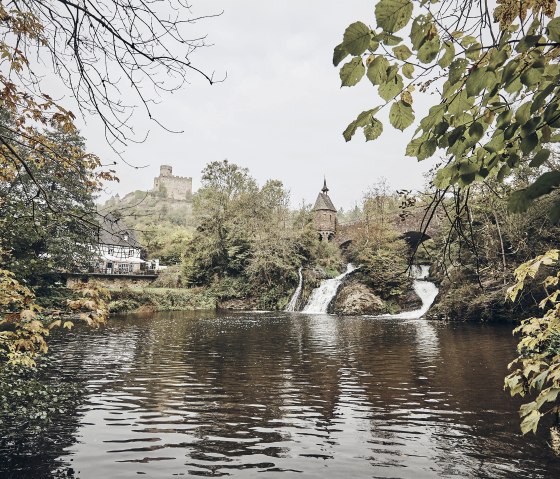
[[0, 1, 217, 365], [334, 0, 560, 434], [185, 160, 257, 282], [182, 161, 323, 309], [505, 251, 560, 435], [0, 123, 98, 286], [335, 0, 560, 219]]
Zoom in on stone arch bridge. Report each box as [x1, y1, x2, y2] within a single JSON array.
[[336, 220, 435, 250]]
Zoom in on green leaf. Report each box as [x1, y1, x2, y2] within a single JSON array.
[[531, 84, 555, 113], [465, 43, 482, 61], [375, 0, 413, 33], [516, 35, 540, 53], [521, 65, 544, 88], [378, 74, 404, 101], [448, 90, 474, 116], [342, 21, 371, 56], [496, 109, 513, 129], [410, 15, 431, 50], [520, 132, 538, 155], [333, 43, 349, 67], [487, 47, 508, 71], [343, 108, 382, 141], [393, 44, 412, 60], [439, 41, 455, 68], [504, 123, 519, 140], [418, 36, 440, 63], [535, 387, 560, 409], [343, 120, 359, 142], [405, 137, 423, 157], [434, 166, 452, 188], [402, 63, 415, 79], [420, 104, 446, 131], [503, 59, 520, 85], [497, 164, 511, 182], [389, 100, 415, 130], [340, 57, 365, 87], [465, 67, 487, 97], [367, 56, 390, 85], [449, 58, 468, 84], [434, 119, 449, 136], [380, 33, 404, 46], [515, 102, 532, 125], [369, 39, 380, 52], [520, 409, 541, 435], [364, 118, 383, 140], [521, 117, 541, 137], [448, 125, 466, 147], [527, 171, 560, 200], [468, 122, 484, 144], [418, 138, 437, 160], [548, 17, 560, 43]]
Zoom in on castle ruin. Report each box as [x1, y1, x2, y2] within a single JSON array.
[[153, 165, 193, 201]]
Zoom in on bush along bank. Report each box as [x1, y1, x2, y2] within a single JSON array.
[[108, 287, 217, 314]]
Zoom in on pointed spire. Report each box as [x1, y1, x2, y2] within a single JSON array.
[[322, 177, 329, 194]]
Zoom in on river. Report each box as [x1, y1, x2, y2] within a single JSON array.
[[2, 311, 560, 478]]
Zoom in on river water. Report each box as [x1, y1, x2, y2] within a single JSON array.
[[2, 311, 560, 478]]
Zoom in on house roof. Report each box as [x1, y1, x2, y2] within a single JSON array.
[[97, 216, 141, 248], [313, 192, 336, 212]]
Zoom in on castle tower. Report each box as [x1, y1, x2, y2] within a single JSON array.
[[160, 165, 173, 177], [153, 164, 193, 201], [313, 178, 337, 242]]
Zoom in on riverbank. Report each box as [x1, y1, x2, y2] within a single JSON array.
[[108, 287, 217, 313]]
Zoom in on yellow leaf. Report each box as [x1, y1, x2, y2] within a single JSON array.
[[49, 319, 62, 329]]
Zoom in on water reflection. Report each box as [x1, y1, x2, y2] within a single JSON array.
[[1, 312, 559, 478]]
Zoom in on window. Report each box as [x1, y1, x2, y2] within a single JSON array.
[[108, 247, 114, 255], [118, 263, 131, 274]]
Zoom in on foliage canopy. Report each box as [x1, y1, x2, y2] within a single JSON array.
[[335, 0, 560, 221]]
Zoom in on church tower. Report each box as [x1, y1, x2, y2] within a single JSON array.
[[313, 179, 337, 241]]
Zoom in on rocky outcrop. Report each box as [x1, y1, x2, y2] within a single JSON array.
[[398, 287, 423, 311], [218, 297, 260, 311], [333, 281, 385, 315]]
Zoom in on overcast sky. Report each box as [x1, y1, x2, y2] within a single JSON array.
[[77, 0, 437, 211]]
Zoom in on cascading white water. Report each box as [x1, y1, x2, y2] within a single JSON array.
[[302, 263, 357, 314], [285, 267, 303, 312], [385, 265, 439, 319]]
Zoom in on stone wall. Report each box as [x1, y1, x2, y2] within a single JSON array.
[[153, 165, 193, 201]]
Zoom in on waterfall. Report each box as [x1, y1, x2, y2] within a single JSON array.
[[302, 263, 357, 314], [285, 267, 303, 312], [384, 265, 439, 319]]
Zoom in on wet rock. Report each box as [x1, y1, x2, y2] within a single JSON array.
[[398, 286, 423, 311], [333, 281, 385, 315], [218, 297, 259, 311]]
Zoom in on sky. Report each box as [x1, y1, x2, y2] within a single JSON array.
[[74, 0, 437, 211]]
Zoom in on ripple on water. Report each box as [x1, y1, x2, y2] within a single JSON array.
[[1, 312, 560, 478]]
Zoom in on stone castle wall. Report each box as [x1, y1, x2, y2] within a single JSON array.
[[153, 165, 192, 201]]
